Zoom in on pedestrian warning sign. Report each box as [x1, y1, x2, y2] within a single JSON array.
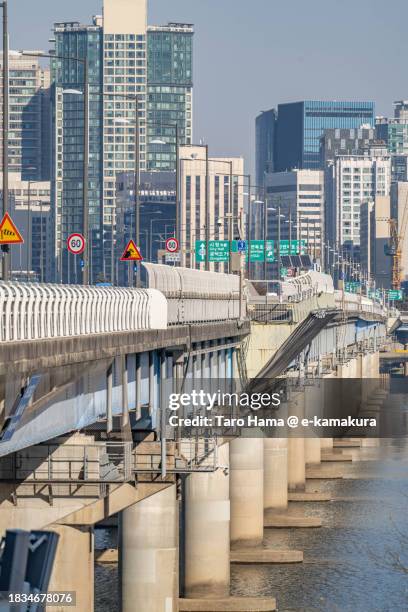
[[120, 240, 143, 262], [0, 212, 24, 245]]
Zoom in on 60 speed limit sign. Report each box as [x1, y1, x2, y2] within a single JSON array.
[[67, 233, 86, 255], [165, 237, 179, 253]]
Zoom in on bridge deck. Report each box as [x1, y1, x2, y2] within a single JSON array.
[[0, 320, 250, 375]]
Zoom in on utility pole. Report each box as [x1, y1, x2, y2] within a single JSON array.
[[1, 0, 9, 280]]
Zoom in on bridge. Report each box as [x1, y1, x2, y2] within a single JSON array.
[[0, 265, 398, 611]]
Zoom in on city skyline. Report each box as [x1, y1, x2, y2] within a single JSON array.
[[7, 0, 408, 173]]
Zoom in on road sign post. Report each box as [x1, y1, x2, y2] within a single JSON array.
[[120, 240, 143, 262], [195, 240, 206, 263], [165, 237, 179, 253], [0, 212, 23, 245], [67, 233, 86, 256]]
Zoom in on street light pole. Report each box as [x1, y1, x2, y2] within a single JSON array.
[[135, 95, 140, 287], [228, 161, 233, 273], [175, 124, 180, 246], [205, 144, 209, 271], [277, 205, 281, 281], [1, 0, 8, 280], [82, 59, 89, 285], [27, 181, 31, 279], [247, 174, 252, 280]]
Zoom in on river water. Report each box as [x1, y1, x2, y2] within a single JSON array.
[[95, 438, 408, 611]]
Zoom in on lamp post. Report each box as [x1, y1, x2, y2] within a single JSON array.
[[21, 50, 89, 284], [149, 123, 180, 244], [1, 1, 8, 280]]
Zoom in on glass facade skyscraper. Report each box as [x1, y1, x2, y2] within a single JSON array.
[[147, 23, 193, 171], [275, 100, 375, 171], [255, 109, 276, 188]]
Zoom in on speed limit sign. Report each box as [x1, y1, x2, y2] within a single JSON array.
[[165, 237, 179, 253], [67, 233, 86, 255]]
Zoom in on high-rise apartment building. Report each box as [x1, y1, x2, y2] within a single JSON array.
[[0, 52, 51, 181], [52, 18, 104, 282], [180, 145, 244, 272], [325, 146, 391, 257], [147, 23, 193, 171], [52, 0, 194, 283], [255, 109, 276, 188], [274, 100, 375, 171]]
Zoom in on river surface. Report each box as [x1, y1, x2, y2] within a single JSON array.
[[94, 438, 408, 611]]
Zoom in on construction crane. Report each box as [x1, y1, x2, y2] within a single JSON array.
[[383, 189, 408, 290]]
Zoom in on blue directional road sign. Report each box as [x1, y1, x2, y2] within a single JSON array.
[[237, 240, 247, 253]]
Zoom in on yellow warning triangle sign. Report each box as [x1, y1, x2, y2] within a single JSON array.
[[0, 212, 24, 245], [120, 239, 143, 261]]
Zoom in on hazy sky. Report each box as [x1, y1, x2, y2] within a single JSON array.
[[8, 0, 408, 172]]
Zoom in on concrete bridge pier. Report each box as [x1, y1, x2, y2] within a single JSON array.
[[230, 437, 264, 548], [183, 443, 230, 599], [304, 384, 322, 465], [287, 391, 306, 492], [48, 524, 94, 612], [119, 484, 178, 612], [264, 438, 288, 511]]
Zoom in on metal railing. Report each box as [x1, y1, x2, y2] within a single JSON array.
[[134, 437, 218, 473], [0, 442, 133, 484]]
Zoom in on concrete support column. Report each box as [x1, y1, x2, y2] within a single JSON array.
[[321, 438, 333, 451], [119, 484, 178, 612], [304, 384, 322, 465], [184, 443, 230, 599], [305, 437, 321, 465], [230, 437, 264, 548], [264, 438, 288, 511], [48, 525, 94, 612], [287, 391, 305, 491]]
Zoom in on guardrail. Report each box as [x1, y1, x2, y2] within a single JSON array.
[[0, 283, 167, 341]]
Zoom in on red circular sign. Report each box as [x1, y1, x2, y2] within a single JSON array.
[[67, 233, 86, 255], [165, 237, 179, 253]]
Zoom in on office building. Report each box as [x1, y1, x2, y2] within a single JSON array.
[[115, 171, 176, 285], [275, 100, 375, 171], [391, 182, 408, 284], [391, 155, 408, 182], [147, 23, 193, 171], [180, 145, 244, 272], [255, 109, 276, 188], [319, 126, 377, 166], [325, 146, 391, 258], [360, 196, 392, 289], [0, 52, 51, 181], [0, 174, 53, 282], [265, 169, 324, 265]]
